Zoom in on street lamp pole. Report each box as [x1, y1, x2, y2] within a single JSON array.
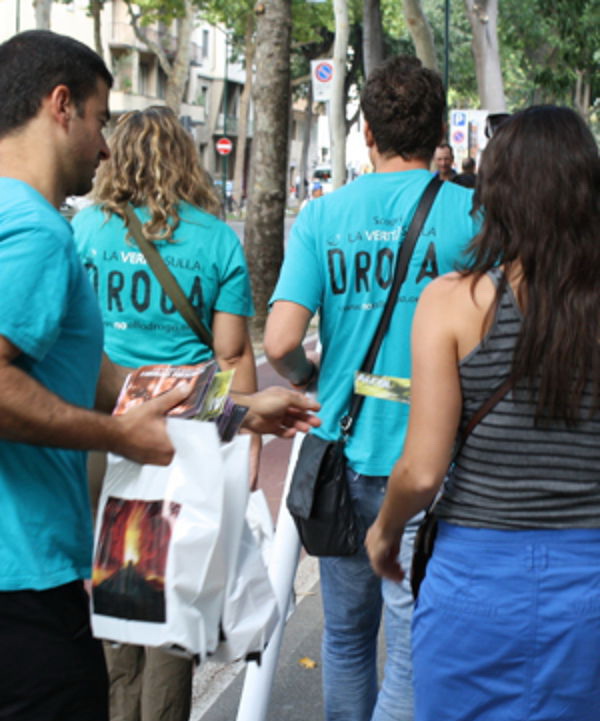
[[221, 31, 230, 211]]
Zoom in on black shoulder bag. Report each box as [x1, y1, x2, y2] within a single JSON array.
[[287, 176, 443, 557], [410, 377, 512, 599]]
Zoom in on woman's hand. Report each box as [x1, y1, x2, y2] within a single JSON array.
[[236, 386, 321, 437], [365, 520, 405, 582]]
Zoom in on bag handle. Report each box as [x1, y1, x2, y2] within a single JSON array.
[[455, 377, 512, 458], [341, 175, 443, 435], [420, 376, 512, 522], [123, 205, 214, 350]]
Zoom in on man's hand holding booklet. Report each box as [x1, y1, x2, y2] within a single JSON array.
[[112, 362, 321, 441]]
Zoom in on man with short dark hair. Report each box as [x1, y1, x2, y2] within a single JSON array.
[[265, 56, 478, 721], [433, 142, 457, 181], [452, 156, 477, 188], [0, 30, 319, 721]]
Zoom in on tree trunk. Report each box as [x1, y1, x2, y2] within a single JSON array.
[[574, 69, 591, 118], [233, 14, 256, 210], [363, 0, 384, 79], [33, 0, 52, 29], [244, 0, 292, 335], [164, 0, 194, 114], [464, 0, 506, 111], [89, 0, 104, 58], [403, 0, 438, 71], [330, 0, 349, 190]]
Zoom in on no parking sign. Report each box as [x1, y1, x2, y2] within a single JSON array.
[[311, 59, 334, 102]]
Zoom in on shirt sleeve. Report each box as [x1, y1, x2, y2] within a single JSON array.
[[214, 227, 255, 317], [269, 202, 323, 313], [71, 210, 89, 257], [0, 224, 71, 361]]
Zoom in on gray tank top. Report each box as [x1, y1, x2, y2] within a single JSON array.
[[435, 268, 600, 529]]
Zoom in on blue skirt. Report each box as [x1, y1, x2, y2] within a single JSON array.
[[412, 521, 600, 721]]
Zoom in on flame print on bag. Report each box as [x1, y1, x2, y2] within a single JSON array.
[[92, 498, 181, 622]]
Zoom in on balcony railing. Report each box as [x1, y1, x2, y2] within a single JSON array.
[[110, 22, 177, 54], [216, 113, 238, 134], [216, 114, 255, 136]]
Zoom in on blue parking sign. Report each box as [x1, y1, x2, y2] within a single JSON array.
[[452, 111, 467, 127]]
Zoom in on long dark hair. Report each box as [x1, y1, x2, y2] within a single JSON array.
[[468, 105, 600, 423]]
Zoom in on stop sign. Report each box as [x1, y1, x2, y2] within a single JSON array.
[[216, 137, 233, 156]]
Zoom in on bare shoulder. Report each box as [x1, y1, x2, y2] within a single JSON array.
[[422, 271, 495, 309], [418, 271, 498, 359], [419, 272, 472, 308]]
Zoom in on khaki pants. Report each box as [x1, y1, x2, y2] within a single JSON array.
[[88, 450, 107, 523], [104, 643, 193, 721]]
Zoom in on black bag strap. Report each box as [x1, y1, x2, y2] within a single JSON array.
[[341, 175, 443, 436], [422, 376, 512, 518], [123, 204, 214, 350], [454, 376, 512, 458]]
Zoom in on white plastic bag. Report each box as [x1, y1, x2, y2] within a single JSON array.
[[91, 419, 278, 663], [246, 489, 275, 566], [91, 420, 226, 658], [211, 445, 279, 663]]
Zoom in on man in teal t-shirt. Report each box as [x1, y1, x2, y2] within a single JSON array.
[[265, 56, 478, 721], [0, 31, 206, 721]]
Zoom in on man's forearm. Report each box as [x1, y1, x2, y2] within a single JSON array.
[[0, 364, 118, 451], [0, 363, 191, 466], [95, 353, 131, 413]]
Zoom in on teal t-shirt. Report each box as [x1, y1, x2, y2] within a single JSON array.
[[271, 170, 479, 476], [0, 179, 104, 590], [73, 203, 254, 367]]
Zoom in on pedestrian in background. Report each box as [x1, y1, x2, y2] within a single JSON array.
[[451, 156, 476, 188], [367, 105, 600, 721], [265, 56, 479, 721], [73, 105, 259, 721], [433, 142, 457, 181]]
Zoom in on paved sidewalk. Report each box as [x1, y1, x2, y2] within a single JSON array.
[[191, 559, 324, 721]]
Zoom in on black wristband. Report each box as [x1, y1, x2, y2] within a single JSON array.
[[294, 360, 317, 387]]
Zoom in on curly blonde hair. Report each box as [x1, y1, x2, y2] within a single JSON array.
[[93, 106, 220, 242]]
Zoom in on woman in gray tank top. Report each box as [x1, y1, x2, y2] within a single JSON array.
[[367, 106, 600, 721]]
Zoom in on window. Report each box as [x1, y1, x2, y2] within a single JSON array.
[[139, 61, 151, 96], [157, 67, 167, 100], [196, 83, 209, 108]]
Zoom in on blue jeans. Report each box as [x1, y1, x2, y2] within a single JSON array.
[[319, 469, 419, 721]]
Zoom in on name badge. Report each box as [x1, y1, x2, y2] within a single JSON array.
[[354, 371, 410, 403]]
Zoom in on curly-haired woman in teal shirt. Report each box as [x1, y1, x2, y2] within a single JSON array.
[[73, 106, 259, 721]]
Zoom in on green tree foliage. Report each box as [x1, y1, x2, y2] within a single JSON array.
[[500, 0, 599, 116]]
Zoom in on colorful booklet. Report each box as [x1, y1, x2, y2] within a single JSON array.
[[113, 362, 218, 419], [113, 362, 249, 440]]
